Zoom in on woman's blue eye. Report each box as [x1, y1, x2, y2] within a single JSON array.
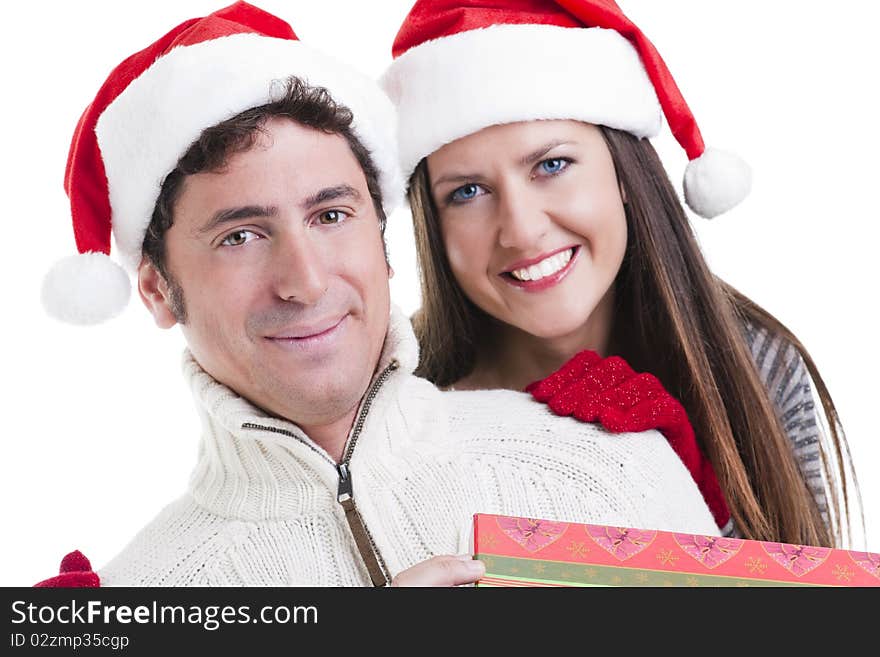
[[450, 183, 483, 203], [539, 158, 568, 175]]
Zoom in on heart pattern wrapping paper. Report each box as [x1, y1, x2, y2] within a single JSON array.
[[473, 513, 880, 587]]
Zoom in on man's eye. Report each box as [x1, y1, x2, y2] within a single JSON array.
[[220, 230, 259, 246], [449, 183, 485, 204], [317, 210, 348, 225]]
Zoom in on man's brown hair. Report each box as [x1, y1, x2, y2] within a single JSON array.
[[143, 75, 387, 289]]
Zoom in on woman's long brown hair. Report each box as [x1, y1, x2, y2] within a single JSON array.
[[408, 126, 861, 547]]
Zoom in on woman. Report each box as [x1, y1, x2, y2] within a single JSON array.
[[383, 0, 860, 547]]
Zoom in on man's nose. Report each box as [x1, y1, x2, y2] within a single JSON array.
[[271, 232, 328, 305], [496, 182, 550, 250]]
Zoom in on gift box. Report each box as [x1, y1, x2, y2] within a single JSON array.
[[472, 513, 880, 587]]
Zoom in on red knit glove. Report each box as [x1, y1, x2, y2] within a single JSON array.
[[525, 350, 731, 531], [34, 550, 100, 588]]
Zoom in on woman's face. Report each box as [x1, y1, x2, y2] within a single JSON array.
[[427, 120, 628, 341]]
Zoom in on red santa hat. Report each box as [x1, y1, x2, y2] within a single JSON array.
[[44, 1, 403, 325], [381, 0, 750, 220]]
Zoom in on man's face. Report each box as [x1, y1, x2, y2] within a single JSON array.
[[139, 117, 391, 428]]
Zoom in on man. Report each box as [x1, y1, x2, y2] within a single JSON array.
[[41, 2, 718, 587]]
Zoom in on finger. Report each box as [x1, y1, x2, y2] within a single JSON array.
[[391, 555, 486, 587], [570, 372, 666, 425], [545, 355, 640, 415], [583, 355, 637, 391], [526, 350, 602, 399], [607, 372, 666, 406], [550, 377, 601, 418]]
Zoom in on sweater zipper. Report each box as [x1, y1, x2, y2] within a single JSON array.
[[336, 359, 399, 587], [241, 359, 399, 587]]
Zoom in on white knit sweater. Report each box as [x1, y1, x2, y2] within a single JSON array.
[[99, 308, 718, 586]]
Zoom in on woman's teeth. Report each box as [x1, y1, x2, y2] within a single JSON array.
[[510, 248, 573, 282]]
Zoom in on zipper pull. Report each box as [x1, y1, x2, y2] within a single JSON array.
[[335, 462, 388, 587], [337, 462, 353, 502]]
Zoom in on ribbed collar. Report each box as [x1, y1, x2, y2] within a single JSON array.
[[182, 305, 419, 520]]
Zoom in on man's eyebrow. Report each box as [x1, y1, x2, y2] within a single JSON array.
[[520, 140, 571, 166], [197, 205, 276, 235], [300, 184, 362, 210]]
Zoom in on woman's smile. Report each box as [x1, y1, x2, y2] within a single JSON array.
[[501, 245, 580, 291]]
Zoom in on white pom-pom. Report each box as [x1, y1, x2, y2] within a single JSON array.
[[41, 252, 131, 325], [683, 147, 752, 219]]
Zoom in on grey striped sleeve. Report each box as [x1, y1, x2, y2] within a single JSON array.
[[743, 322, 830, 528]]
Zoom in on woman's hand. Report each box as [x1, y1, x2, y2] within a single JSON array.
[[33, 550, 100, 587], [526, 350, 731, 532], [33, 551, 487, 588], [391, 554, 485, 587]]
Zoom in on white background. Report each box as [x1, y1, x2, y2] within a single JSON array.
[[1, 1, 877, 585]]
